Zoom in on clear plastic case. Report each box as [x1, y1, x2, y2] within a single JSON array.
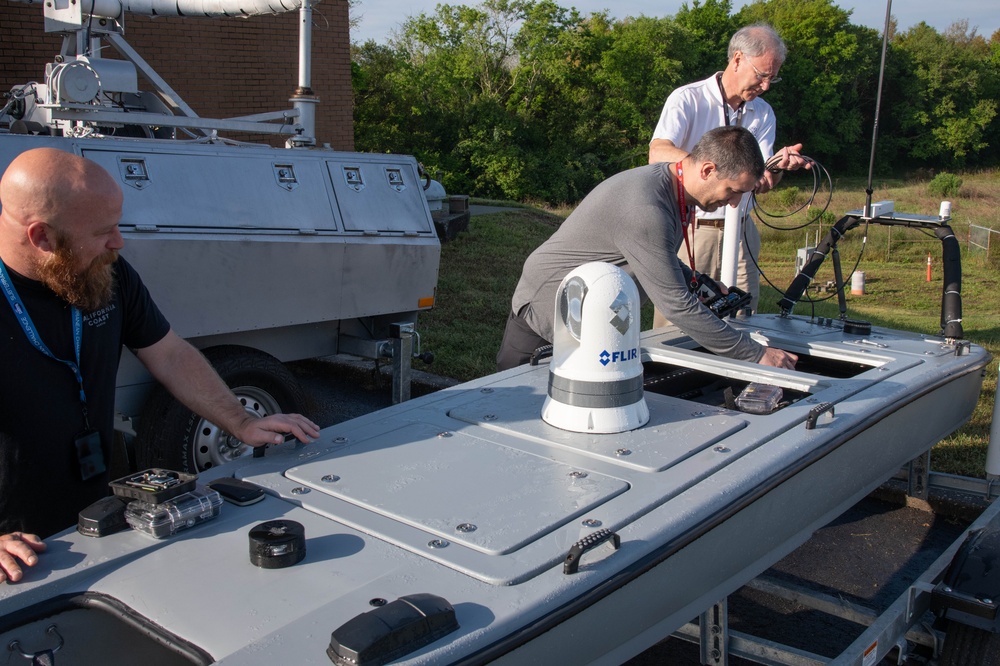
[[735, 382, 784, 415], [125, 486, 223, 539]]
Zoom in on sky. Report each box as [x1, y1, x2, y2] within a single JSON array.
[[348, 0, 999, 45]]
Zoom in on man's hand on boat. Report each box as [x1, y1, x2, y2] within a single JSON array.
[[0, 532, 46, 583], [759, 347, 798, 369], [237, 413, 321, 447]]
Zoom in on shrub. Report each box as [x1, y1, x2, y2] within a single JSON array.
[[771, 186, 801, 208], [928, 172, 963, 198], [818, 210, 837, 227]]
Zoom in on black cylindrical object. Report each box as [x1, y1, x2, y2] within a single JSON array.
[[249, 520, 306, 569], [935, 225, 963, 339]]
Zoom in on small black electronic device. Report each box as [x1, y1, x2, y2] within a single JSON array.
[[110, 468, 197, 504], [208, 477, 265, 506], [77, 496, 129, 537], [693, 273, 752, 319], [706, 288, 752, 319]]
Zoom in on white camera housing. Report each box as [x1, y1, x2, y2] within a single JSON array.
[[542, 262, 649, 433]]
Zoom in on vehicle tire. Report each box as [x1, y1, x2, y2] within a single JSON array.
[[134, 346, 309, 472], [940, 622, 1000, 666]]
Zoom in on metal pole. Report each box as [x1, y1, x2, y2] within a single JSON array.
[[290, 0, 318, 144], [297, 0, 312, 92], [720, 194, 748, 289], [699, 599, 729, 666], [864, 0, 893, 218], [390, 323, 414, 405], [986, 361, 1000, 477]]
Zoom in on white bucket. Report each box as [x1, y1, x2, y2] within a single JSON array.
[[851, 271, 866, 295]]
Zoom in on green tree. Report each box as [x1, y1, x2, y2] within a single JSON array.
[[736, 0, 875, 173], [350, 0, 1000, 202], [594, 16, 698, 170], [673, 0, 736, 77], [351, 41, 411, 154], [891, 21, 999, 167]]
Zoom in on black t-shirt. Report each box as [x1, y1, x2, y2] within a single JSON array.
[[0, 256, 170, 537]]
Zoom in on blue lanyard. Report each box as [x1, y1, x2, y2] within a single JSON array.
[[0, 261, 88, 411]]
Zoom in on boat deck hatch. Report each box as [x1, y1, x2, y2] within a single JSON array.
[[0, 592, 211, 665], [448, 370, 747, 472], [691, 350, 873, 379], [284, 421, 628, 555], [643, 361, 812, 411]]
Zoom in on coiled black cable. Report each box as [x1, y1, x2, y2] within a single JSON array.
[[741, 152, 864, 315], [751, 153, 833, 231]]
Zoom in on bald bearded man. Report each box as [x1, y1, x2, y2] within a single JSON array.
[[0, 148, 319, 540]]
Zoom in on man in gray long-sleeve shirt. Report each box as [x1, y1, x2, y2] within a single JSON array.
[[497, 125, 797, 371]]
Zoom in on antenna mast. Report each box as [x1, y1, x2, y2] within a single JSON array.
[[864, 0, 893, 218]]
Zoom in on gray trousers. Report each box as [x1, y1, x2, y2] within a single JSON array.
[[496, 307, 550, 371]]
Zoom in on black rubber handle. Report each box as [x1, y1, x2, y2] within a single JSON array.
[[805, 402, 835, 430], [563, 528, 620, 574], [529, 344, 553, 366]]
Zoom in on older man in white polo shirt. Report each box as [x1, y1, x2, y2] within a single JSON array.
[[649, 23, 806, 323]]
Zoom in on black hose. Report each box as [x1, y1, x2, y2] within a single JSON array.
[[936, 225, 963, 339]]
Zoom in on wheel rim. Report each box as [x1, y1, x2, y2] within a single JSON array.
[[191, 385, 282, 470]]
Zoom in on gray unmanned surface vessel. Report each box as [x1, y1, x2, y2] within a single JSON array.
[[0, 312, 988, 665]]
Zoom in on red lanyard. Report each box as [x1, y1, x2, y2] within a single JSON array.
[[675, 163, 697, 278]]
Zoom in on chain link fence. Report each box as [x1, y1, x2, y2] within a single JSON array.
[[969, 224, 999, 266]]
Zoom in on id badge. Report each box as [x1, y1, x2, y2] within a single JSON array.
[[75, 430, 107, 481]]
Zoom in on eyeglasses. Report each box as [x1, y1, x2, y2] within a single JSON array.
[[748, 60, 782, 85]]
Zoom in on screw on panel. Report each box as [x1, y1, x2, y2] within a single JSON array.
[[321, 474, 340, 483], [291, 487, 310, 494], [484, 414, 497, 421], [480, 388, 494, 393], [582, 519, 602, 527], [334, 436, 347, 443], [714, 446, 730, 453], [437, 432, 453, 438], [615, 448, 631, 456], [369, 598, 387, 607], [569, 471, 588, 479], [428, 539, 450, 549], [456, 523, 477, 533]]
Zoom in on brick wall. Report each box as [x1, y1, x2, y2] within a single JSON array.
[[0, 1, 353, 150]]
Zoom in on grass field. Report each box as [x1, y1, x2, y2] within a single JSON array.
[[418, 169, 999, 477]]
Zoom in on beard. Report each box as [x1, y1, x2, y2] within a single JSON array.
[[36, 243, 118, 312]]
